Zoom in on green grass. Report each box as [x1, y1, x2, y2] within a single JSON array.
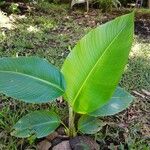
[[121, 36, 150, 91], [0, 3, 150, 150], [135, 8, 150, 14]]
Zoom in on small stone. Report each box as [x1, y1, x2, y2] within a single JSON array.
[[37, 140, 52, 150], [52, 140, 71, 150], [70, 136, 99, 150]]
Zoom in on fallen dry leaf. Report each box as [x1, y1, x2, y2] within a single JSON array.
[[133, 91, 145, 98], [46, 131, 58, 142]]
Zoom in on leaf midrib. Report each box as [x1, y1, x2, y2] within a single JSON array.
[[0, 70, 63, 92], [72, 23, 129, 106]]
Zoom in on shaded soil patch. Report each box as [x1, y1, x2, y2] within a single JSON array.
[[135, 13, 150, 38]]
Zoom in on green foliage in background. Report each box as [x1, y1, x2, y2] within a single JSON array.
[[94, 0, 121, 11]]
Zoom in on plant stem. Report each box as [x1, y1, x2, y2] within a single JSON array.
[[68, 105, 76, 137]]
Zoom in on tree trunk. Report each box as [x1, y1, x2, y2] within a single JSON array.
[[148, 0, 150, 8]]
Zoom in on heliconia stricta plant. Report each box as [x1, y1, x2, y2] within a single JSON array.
[[0, 12, 134, 138]]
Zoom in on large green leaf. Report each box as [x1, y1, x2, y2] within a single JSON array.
[[78, 115, 105, 134], [90, 87, 134, 116], [11, 111, 60, 138], [61, 13, 134, 114], [0, 57, 65, 103]]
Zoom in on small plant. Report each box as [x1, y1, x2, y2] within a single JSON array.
[[9, 3, 20, 14], [0, 13, 134, 139], [95, 0, 121, 11]]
